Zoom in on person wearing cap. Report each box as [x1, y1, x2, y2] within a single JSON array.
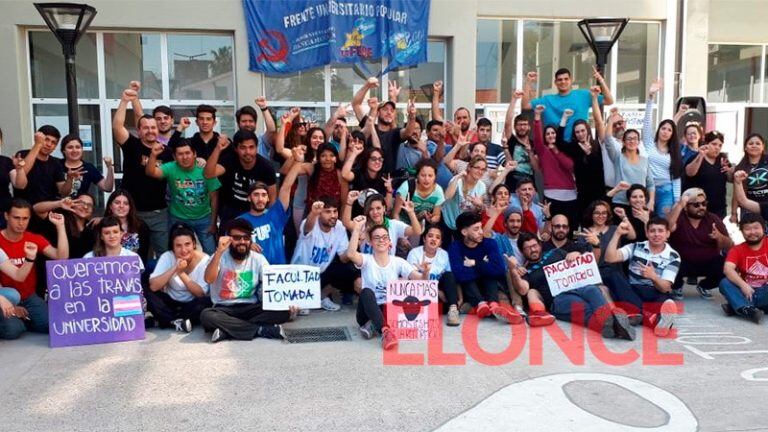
[[448, 211, 523, 324], [484, 203, 526, 316], [204, 128, 278, 225], [236, 159, 302, 265]]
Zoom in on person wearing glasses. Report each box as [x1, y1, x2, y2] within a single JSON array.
[[666, 188, 732, 300], [684, 130, 733, 218]]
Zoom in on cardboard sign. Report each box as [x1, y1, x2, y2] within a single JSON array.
[[262, 265, 321, 311], [386, 279, 439, 340], [543, 252, 603, 297], [47, 256, 145, 348]]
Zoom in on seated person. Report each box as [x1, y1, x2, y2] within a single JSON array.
[[604, 217, 681, 336], [85, 216, 145, 265], [448, 212, 522, 324], [147, 224, 212, 333], [407, 224, 460, 326], [667, 188, 732, 299], [507, 232, 634, 340], [719, 212, 768, 323], [543, 214, 593, 253], [200, 219, 291, 343], [509, 178, 548, 237]]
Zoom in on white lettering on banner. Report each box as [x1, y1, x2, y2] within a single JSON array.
[[433, 373, 698, 431], [543, 253, 603, 296], [262, 265, 321, 311]]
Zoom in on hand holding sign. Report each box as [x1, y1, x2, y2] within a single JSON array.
[[262, 265, 321, 311]]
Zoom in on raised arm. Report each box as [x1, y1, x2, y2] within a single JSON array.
[[19, 132, 44, 176], [352, 77, 379, 121], [205, 236, 230, 285], [112, 82, 142, 146], [255, 97, 276, 134], [431, 80, 444, 122], [0, 242, 37, 282], [341, 143, 362, 183], [604, 220, 632, 264], [521, 72, 538, 110], [388, 80, 401, 103], [144, 143, 165, 179], [504, 90, 523, 140], [593, 66, 613, 106], [274, 108, 300, 160], [98, 157, 115, 192], [734, 170, 761, 214], [666, 193, 689, 232], [592, 89, 606, 142], [278, 158, 304, 211], [204, 133, 229, 179], [643, 78, 662, 152], [346, 216, 366, 267]]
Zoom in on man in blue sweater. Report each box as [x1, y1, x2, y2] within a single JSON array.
[[448, 212, 523, 324]]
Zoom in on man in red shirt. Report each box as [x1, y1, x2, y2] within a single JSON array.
[[719, 212, 768, 323], [0, 199, 68, 339], [668, 188, 733, 300]]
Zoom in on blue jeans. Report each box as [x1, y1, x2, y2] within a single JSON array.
[[137, 209, 169, 257], [169, 214, 216, 254], [551, 285, 607, 326], [0, 287, 21, 305], [600, 267, 644, 313], [719, 278, 768, 314], [0, 294, 49, 340], [654, 182, 675, 218]]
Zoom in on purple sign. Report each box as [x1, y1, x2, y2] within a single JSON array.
[[46, 256, 145, 348]]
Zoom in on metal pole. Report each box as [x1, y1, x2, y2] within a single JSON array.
[[64, 52, 79, 137]]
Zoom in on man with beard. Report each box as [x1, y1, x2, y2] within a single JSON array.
[[543, 214, 591, 253], [484, 205, 526, 316], [476, 117, 506, 171], [395, 115, 426, 174], [291, 196, 356, 312], [508, 232, 634, 340], [667, 188, 732, 299], [235, 98, 277, 161], [201, 218, 291, 343], [351, 78, 416, 174], [448, 212, 522, 324], [503, 112, 539, 191], [113, 84, 173, 255], [205, 129, 278, 224], [510, 179, 548, 237], [424, 119, 455, 189], [431, 80, 476, 145], [236, 159, 301, 264], [604, 218, 681, 337], [719, 212, 768, 323]]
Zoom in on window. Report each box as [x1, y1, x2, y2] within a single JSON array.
[[266, 40, 447, 122], [476, 19, 517, 103], [615, 23, 660, 104], [28, 30, 236, 208], [708, 44, 764, 103]]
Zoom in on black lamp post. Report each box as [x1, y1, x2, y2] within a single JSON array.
[[34, 3, 97, 137], [577, 18, 628, 74]]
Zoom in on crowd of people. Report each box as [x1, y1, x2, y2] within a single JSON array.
[[1, 68, 767, 351]]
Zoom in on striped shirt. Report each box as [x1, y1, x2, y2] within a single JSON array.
[[642, 99, 681, 201], [617, 241, 681, 287]]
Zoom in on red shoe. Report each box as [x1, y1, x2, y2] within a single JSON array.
[[490, 302, 524, 325], [528, 311, 555, 327], [476, 302, 491, 319], [381, 327, 398, 351]]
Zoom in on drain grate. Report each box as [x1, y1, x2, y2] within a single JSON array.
[[283, 326, 353, 344]]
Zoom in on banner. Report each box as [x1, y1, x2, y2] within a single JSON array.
[[242, 0, 430, 75], [543, 252, 603, 297], [262, 265, 322, 310], [386, 279, 438, 340], [46, 256, 145, 348]]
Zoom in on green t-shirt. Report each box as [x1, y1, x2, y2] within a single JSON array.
[[160, 162, 221, 220], [395, 181, 445, 223]]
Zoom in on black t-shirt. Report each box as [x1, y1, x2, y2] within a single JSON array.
[[13, 151, 65, 205], [190, 132, 219, 160], [59, 160, 104, 198], [119, 136, 172, 212], [350, 168, 387, 216], [523, 248, 568, 310], [360, 115, 402, 175], [0, 155, 13, 212], [542, 239, 592, 254], [685, 155, 728, 217], [218, 153, 277, 222]]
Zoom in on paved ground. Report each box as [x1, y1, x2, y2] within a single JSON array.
[[2, 284, 768, 432]]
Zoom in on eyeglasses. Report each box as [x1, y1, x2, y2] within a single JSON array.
[[230, 234, 250, 241], [592, 211, 609, 216], [624, 136, 639, 142], [369, 157, 384, 163], [687, 200, 708, 208], [371, 234, 390, 242], [552, 224, 569, 229]]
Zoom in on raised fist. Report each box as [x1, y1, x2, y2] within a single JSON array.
[[23, 242, 38, 261], [526, 71, 538, 82], [218, 236, 232, 251], [347, 190, 361, 205]]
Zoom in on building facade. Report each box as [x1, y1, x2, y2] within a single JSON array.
[[0, 0, 766, 196]]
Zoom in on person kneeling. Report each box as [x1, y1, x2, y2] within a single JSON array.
[[509, 232, 635, 340], [200, 219, 290, 343], [146, 224, 212, 333]]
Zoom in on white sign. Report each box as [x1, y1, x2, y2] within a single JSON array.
[[543, 252, 602, 297], [386, 279, 439, 340], [261, 265, 321, 311]]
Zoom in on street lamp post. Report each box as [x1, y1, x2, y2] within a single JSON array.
[[34, 3, 97, 137], [577, 18, 628, 75]]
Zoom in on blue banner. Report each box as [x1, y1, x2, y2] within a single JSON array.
[[242, 0, 430, 75]]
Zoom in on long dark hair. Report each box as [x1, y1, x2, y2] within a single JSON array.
[[736, 133, 767, 172], [304, 127, 327, 163], [93, 215, 122, 257], [168, 222, 198, 253], [308, 143, 340, 191], [571, 119, 598, 153], [64, 193, 94, 237], [104, 189, 144, 234], [582, 199, 611, 229], [655, 119, 682, 179], [359, 147, 384, 180]]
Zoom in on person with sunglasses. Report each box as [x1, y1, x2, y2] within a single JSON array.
[[666, 188, 732, 300]]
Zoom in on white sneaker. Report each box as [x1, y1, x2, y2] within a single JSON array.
[[321, 297, 341, 311], [654, 299, 677, 337], [171, 318, 192, 333]]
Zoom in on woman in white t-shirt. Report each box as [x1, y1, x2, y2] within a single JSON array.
[[347, 216, 427, 351], [406, 225, 460, 327], [85, 216, 145, 269], [147, 224, 211, 333], [342, 192, 421, 256]]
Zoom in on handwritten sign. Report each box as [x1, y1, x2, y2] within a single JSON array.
[[386, 280, 439, 340], [262, 265, 321, 310], [46, 256, 145, 348], [543, 252, 602, 297]]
